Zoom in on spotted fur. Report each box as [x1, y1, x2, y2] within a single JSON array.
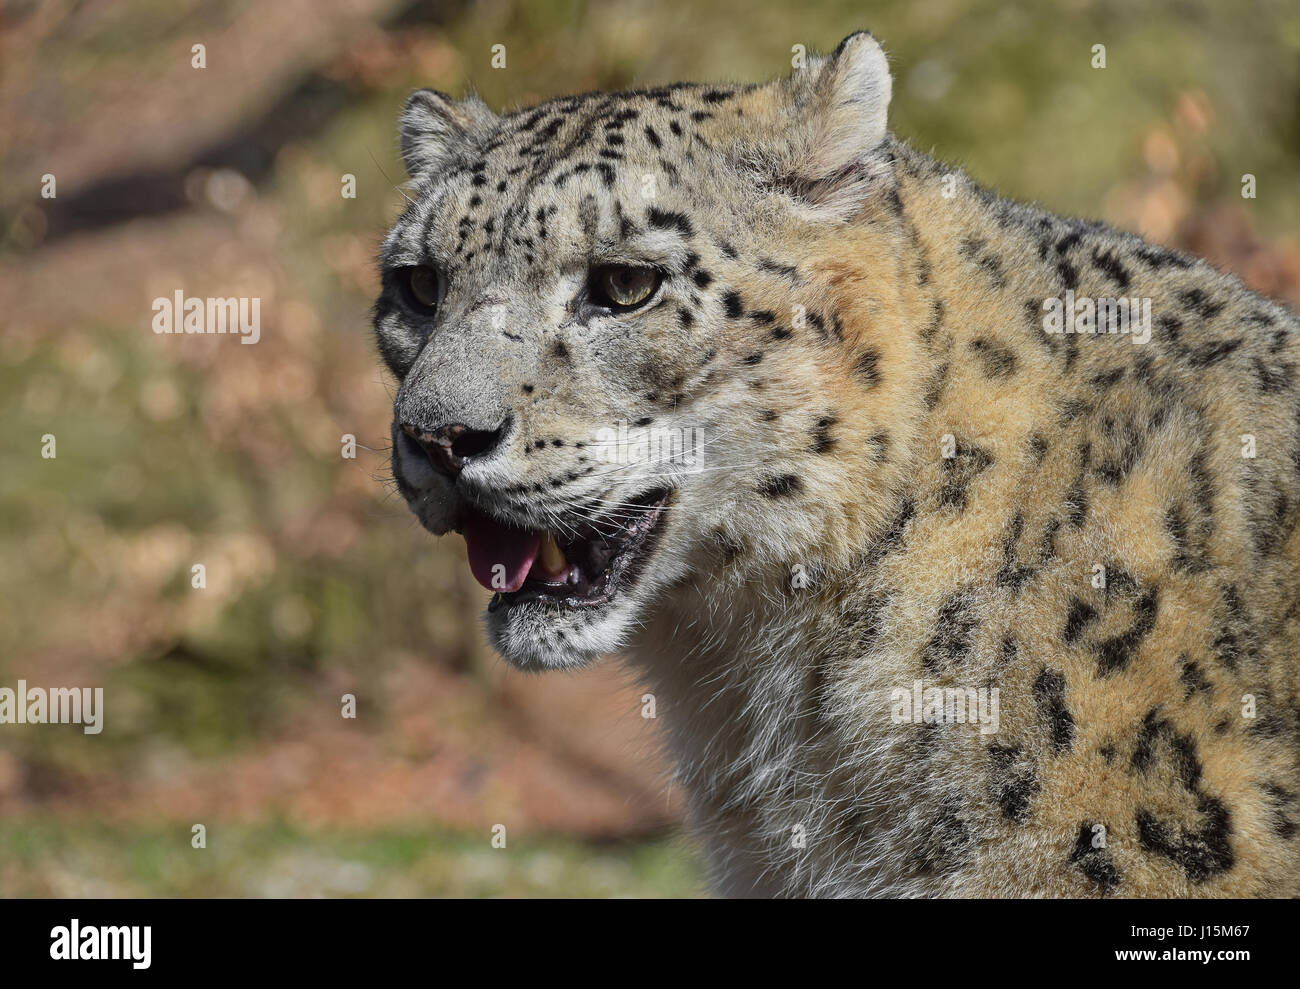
[[376, 32, 1300, 897]]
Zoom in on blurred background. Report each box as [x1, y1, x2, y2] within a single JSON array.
[[1, 0, 1298, 897]]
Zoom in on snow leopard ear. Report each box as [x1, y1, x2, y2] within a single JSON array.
[[399, 89, 497, 178], [769, 31, 894, 216]]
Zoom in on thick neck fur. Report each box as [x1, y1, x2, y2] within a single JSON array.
[[625, 133, 1299, 897], [624, 138, 979, 897]]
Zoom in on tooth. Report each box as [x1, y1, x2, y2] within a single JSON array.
[[539, 531, 567, 577]]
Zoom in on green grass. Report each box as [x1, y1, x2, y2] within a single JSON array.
[[0, 820, 704, 898]]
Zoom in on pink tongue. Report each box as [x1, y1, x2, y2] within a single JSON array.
[[463, 512, 542, 592]]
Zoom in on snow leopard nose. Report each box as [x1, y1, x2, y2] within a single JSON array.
[[400, 420, 508, 477]]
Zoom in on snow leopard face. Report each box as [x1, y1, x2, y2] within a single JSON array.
[[375, 33, 901, 669]]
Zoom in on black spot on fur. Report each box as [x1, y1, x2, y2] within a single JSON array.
[[959, 237, 1007, 288], [1090, 249, 1131, 291], [758, 258, 800, 280], [1029, 433, 1049, 465], [1187, 338, 1244, 368], [969, 337, 1017, 379], [1157, 313, 1183, 352], [1068, 379, 1101, 416], [1034, 668, 1075, 752], [885, 186, 905, 217], [722, 291, 744, 318], [1134, 244, 1193, 270], [987, 743, 1040, 823], [1252, 356, 1294, 392], [855, 497, 915, 571], [1063, 599, 1098, 644], [1090, 367, 1126, 390], [995, 513, 1036, 593], [515, 109, 545, 132], [908, 791, 973, 874], [1038, 517, 1062, 561], [810, 415, 838, 454], [998, 634, 1018, 666], [854, 349, 882, 388], [922, 588, 980, 673], [939, 442, 994, 511], [1136, 795, 1234, 883], [1131, 708, 1202, 791], [1055, 230, 1083, 255], [1070, 823, 1122, 892], [1250, 486, 1298, 557], [1179, 657, 1213, 699], [1065, 470, 1089, 527], [1213, 584, 1254, 672], [1263, 783, 1298, 840], [1095, 587, 1158, 677], [1092, 415, 1144, 486], [914, 237, 932, 286], [1057, 259, 1079, 291], [759, 473, 801, 498], [920, 299, 945, 345], [923, 362, 949, 409], [846, 590, 890, 653], [1166, 502, 1211, 574], [1103, 566, 1139, 599], [1178, 288, 1225, 320]]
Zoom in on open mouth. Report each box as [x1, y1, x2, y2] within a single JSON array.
[[459, 487, 673, 611]]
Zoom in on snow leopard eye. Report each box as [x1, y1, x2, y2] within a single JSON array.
[[395, 265, 443, 315], [590, 265, 662, 311]]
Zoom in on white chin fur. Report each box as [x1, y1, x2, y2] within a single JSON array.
[[484, 594, 633, 670], [483, 534, 692, 671]]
